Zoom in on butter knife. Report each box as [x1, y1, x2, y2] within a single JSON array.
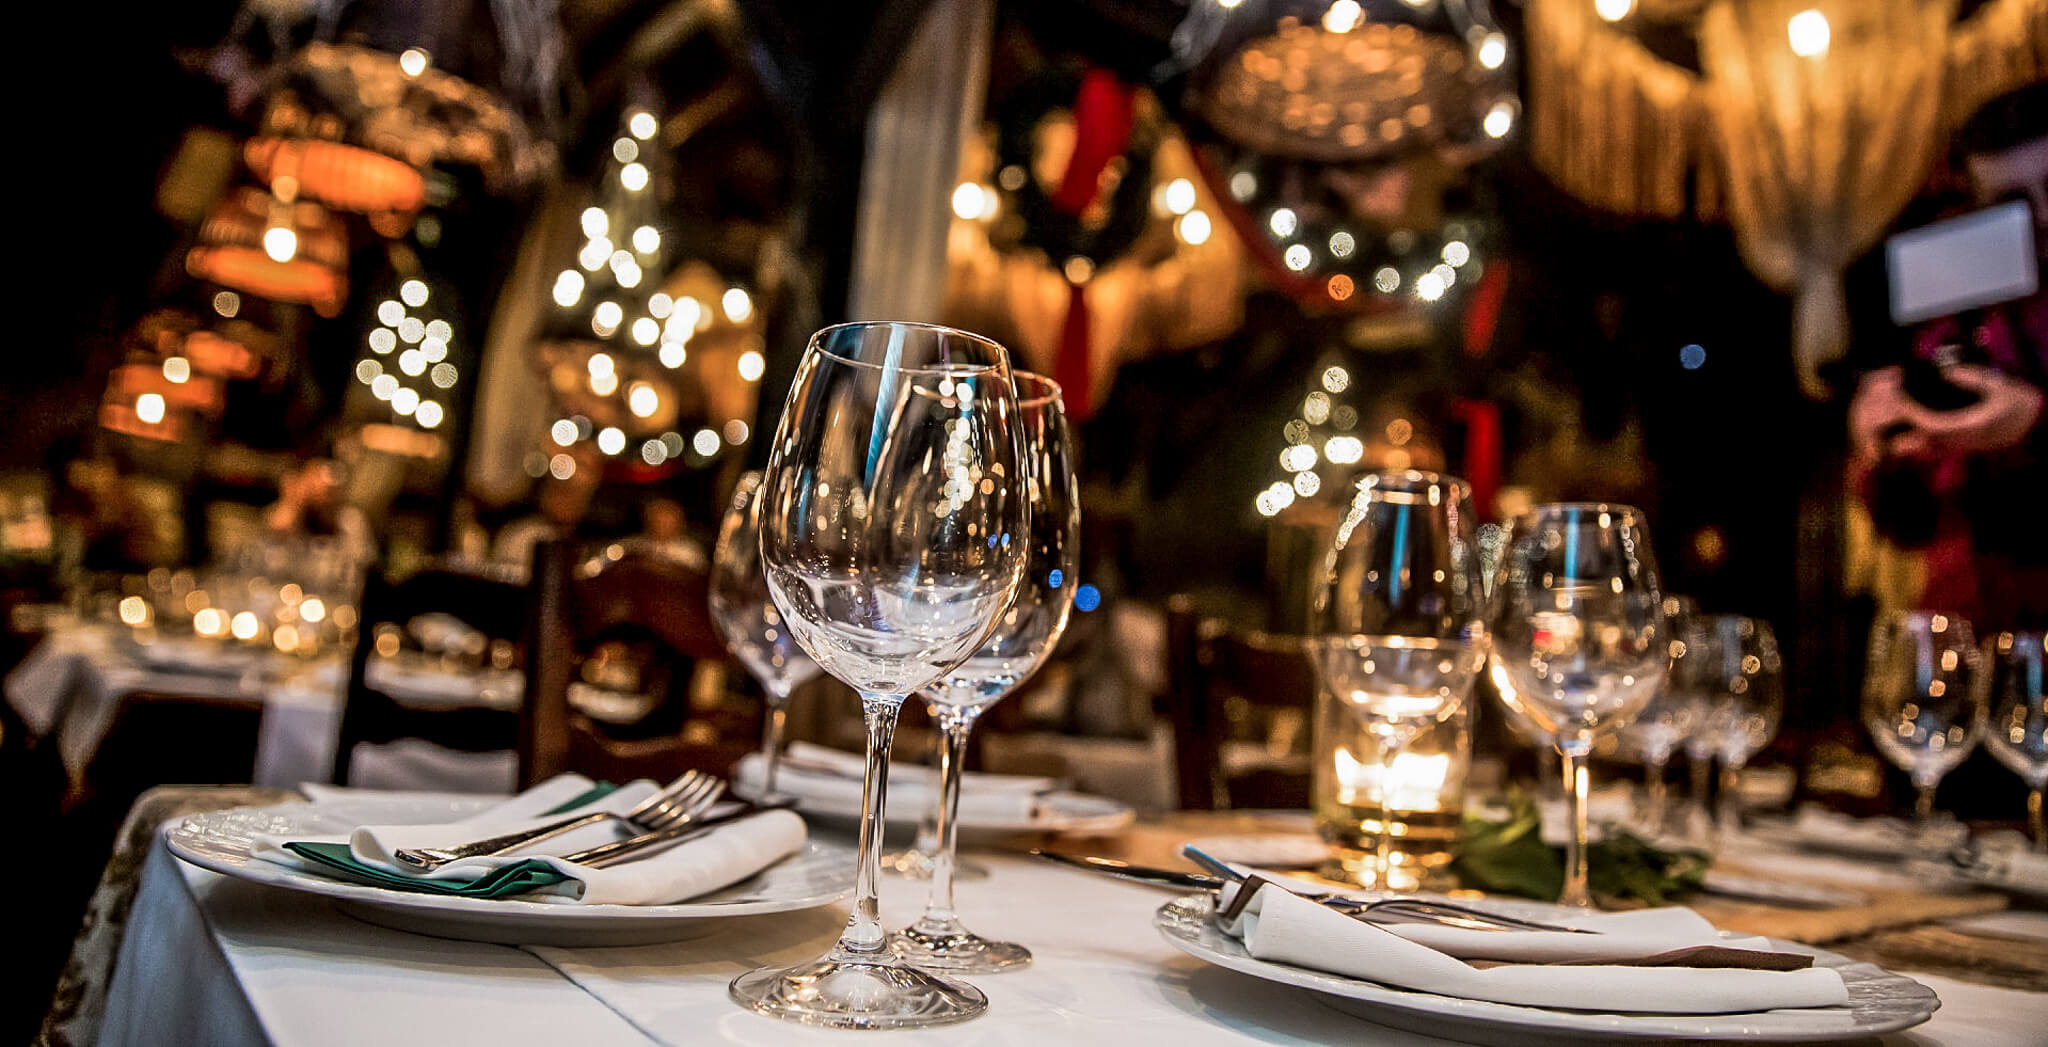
[[566, 801, 795, 868], [1029, 850, 1225, 890]]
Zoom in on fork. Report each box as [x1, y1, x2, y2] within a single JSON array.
[[394, 772, 727, 870]]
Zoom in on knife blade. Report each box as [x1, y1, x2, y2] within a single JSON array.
[[1029, 850, 1225, 891], [567, 800, 795, 868]]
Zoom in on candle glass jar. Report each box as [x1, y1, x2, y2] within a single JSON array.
[[1313, 691, 1470, 891]]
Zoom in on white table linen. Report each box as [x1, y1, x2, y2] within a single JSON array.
[[103, 814, 2048, 1047]]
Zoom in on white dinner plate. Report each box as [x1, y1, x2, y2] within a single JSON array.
[[165, 795, 854, 947], [1153, 894, 1939, 1044], [128, 637, 264, 676]]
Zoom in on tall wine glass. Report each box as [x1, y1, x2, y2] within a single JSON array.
[[729, 321, 1028, 1029], [1493, 503, 1668, 908], [1620, 595, 1702, 835], [1692, 614, 1784, 835], [1984, 630, 2048, 851], [709, 470, 821, 799], [1863, 611, 1985, 836], [891, 371, 1078, 971], [1311, 471, 1489, 893]]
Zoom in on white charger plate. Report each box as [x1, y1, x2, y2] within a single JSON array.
[[165, 795, 854, 947], [1153, 894, 1938, 1045]]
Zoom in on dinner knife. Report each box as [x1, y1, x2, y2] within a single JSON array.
[[567, 800, 795, 868], [1029, 850, 1225, 891]]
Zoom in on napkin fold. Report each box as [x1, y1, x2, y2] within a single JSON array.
[[1218, 881, 1849, 1014], [253, 774, 807, 905], [734, 742, 1054, 823], [1790, 805, 1969, 853]]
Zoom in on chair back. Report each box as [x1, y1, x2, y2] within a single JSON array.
[[1165, 595, 1319, 810], [330, 561, 530, 785], [521, 538, 740, 787]]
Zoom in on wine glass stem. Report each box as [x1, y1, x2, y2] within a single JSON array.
[[759, 690, 791, 797], [1915, 783, 1937, 825], [2030, 787, 2045, 853], [1559, 737, 1593, 908], [831, 691, 904, 959], [1717, 757, 1745, 835], [1689, 749, 1712, 815], [1644, 757, 1668, 832], [915, 707, 980, 932], [1375, 738, 1403, 892]]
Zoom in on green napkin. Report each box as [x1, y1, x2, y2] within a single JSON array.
[[280, 781, 621, 899]]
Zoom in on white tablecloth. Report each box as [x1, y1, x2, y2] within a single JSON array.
[[102, 821, 2048, 1047]]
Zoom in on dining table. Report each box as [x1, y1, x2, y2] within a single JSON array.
[[88, 797, 2048, 1047], [5, 621, 525, 799]]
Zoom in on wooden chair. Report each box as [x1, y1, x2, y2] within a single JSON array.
[[520, 538, 744, 788], [330, 560, 531, 785], [1164, 595, 1319, 810]]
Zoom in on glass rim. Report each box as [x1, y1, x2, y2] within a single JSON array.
[[808, 320, 1012, 377], [1013, 370, 1064, 409], [1524, 500, 1646, 518]]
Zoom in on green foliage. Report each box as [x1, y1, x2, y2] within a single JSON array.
[[1450, 788, 1709, 906]]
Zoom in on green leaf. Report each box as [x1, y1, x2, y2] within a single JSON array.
[[1449, 788, 1711, 906]]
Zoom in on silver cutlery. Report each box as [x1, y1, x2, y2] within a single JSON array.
[[562, 800, 796, 867], [1182, 845, 1598, 934], [396, 772, 727, 870]]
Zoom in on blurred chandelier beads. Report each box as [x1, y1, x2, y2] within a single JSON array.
[[350, 275, 459, 431], [1166, 0, 1514, 312]]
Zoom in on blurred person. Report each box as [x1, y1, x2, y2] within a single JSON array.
[[492, 444, 603, 571], [1850, 83, 2048, 629], [636, 494, 707, 570]]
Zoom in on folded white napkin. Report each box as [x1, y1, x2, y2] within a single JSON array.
[[1218, 881, 1848, 1014], [1790, 805, 1969, 852], [734, 742, 1054, 823], [254, 775, 807, 905], [1974, 845, 2048, 889]]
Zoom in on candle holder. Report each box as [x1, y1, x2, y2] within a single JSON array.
[[1313, 690, 1470, 891]]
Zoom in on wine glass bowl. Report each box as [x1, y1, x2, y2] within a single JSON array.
[[1690, 614, 1784, 834], [1981, 629, 2047, 849], [1491, 503, 1667, 906], [729, 321, 1028, 1030], [1620, 596, 1703, 835], [1862, 611, 1986, 829], [709, 470, 821, 798], [1311, 470, 1488, 892]]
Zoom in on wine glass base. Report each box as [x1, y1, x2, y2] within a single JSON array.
[[881, 848, 991, 881], [890, 925, 1032, 973], [728, 954, 987, 1030]]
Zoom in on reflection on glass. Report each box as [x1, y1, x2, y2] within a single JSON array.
[[1620, 595, 1702, 836], [1984, 630, 2048, 851], [1691, 614, 1783, 834]]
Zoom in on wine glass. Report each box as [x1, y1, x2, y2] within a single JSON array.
[[1493, 503, 1668, 908], [728, 321, 1028, 1029], [1863, 611, 1986, 837], [1691, 614, 1784, 835], [891, 370, 1078, 972], [1620, 595, 1702, 836], [709, 470, 822, 799], [1311, 471, 1489, 893], [1983, 630, 2048, 851]]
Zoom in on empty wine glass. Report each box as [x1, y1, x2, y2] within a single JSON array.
[[1311, 471, 1489, 893], [1620, 595, 1702, 836], [1692, 614, 1784, 835], [710, 470, 822, 800], [1493, 503, 1668, 908], [728, 321, 1028, 1029], [1982, 629, 2047, 851], [891, 371, 1078, 972], [1863, 611, 1986, 837]]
